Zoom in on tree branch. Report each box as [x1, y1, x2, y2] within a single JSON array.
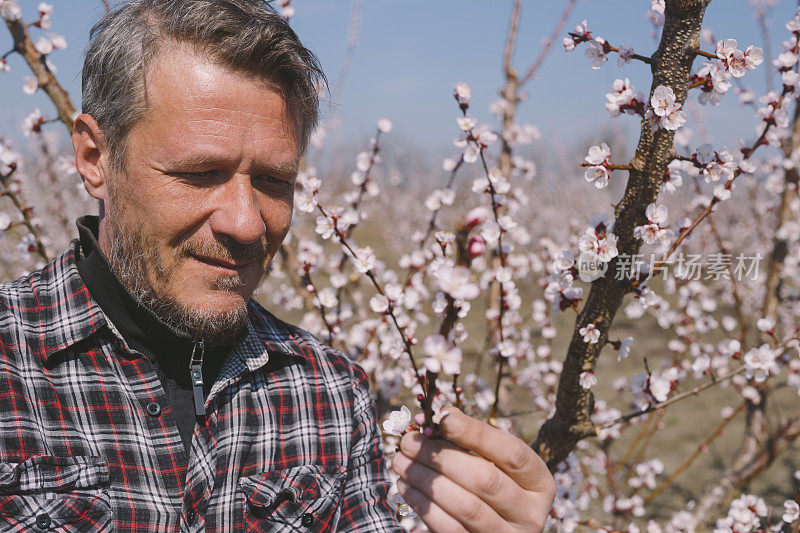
[[3, 17, 76, 131], [518, 0, 578, 87], [534, 0, 712, 471]]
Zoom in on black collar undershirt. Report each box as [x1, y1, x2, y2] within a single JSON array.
[[75, 215, 242, 452]]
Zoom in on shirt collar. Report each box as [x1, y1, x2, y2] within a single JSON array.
[[40, 237, 309, 368], [39, 240, 109, 363]]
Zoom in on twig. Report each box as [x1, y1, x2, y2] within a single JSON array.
[[644, 402, 745, 504], [503, 0, 521, 78], [601, 367, 747, 429], [692, 48, 717, 60], [0, 167, 50, 263], [518, 0, 578, 87], [3, 18, 76, 131], [578, 162, 633, 171], [316, 203, 425, 393]]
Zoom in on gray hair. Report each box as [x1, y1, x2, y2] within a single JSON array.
[[82, 0, 325, 172]]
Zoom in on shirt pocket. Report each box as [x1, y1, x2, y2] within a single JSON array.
[[0, 455, 112, 532], [239, 464, 346, 532]]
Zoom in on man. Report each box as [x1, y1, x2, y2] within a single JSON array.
[[0, 0, 555, 531]]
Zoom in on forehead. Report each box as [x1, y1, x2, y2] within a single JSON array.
[[132, 41, 300, 164]]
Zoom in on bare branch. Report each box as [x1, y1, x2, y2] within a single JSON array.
[[692, 412, 800, 523], [503, 0, 522, 78], [643, 402, 745, 504], [762, 99, 800, 322], [600, 367, 746, 429], [518, 0, 578, 87]]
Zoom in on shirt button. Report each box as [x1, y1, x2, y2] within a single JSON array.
[[146, 401, 162, 416], [186, 509, 196, 523], [35, 513, 51, 529], [301, 512, 314, 527]]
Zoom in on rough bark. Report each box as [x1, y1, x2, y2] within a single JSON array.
[[534, 0, 711, 470]]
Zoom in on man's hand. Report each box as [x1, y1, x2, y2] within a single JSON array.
[[390, 407, 555, 533]]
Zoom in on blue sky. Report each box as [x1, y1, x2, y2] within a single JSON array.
[[1, 0, 798, 157]]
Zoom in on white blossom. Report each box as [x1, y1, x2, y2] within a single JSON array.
[[453, 81, 471, 104], [579, 371, 597, 389], [422, 334, 462, 375], [617, 45, 634, 67], [382, 405, 412, 436], [377, 118, 393, 133], [579, 323, 600, 344], [353, 246, 376, 274], [585, 39, 608, 69], [743, 343, 779, 382], [784, 500, 799, 524]]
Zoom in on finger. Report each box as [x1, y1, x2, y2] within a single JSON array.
[[399, 430, 538, 524], [436, 407, 553, 494], [395, 478, 469, 533], [393, 450, 506, 532]]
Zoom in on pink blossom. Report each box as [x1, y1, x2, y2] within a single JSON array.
[[648, 373, 671, 402], [433, 262, 479, 301], [647, 85, 686, 130], [0, 0, 22, 21], [456, 115, 476, 131], [22, 77, 38, 95]]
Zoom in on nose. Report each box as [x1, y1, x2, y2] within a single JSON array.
[[208, 174, 266, 244]]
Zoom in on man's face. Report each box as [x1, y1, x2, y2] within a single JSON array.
[[100, 42, 298, 343]]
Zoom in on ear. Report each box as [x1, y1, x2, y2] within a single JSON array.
[[72, 113, 111, 202]]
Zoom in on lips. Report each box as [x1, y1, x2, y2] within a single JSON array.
[[191, 254, 251, 271]]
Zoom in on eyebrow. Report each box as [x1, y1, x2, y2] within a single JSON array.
[[267, 161, 300, 179], [171, 155, 299, 179]]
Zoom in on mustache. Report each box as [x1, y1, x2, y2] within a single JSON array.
[[179, 235, 270, 264]]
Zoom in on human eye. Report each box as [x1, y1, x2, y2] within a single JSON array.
[[256, 174, 294, 192], [171, 169, 226, 187], [181, 170, 220, 180]]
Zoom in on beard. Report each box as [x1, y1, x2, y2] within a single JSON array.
[[103, 191, 270, 347]]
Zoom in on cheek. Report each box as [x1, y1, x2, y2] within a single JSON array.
[[262, 196, 294, 240]]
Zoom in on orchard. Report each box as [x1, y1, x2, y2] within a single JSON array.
[[2, 0, 800, 531]]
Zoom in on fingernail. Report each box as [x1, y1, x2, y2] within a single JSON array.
[[400, 432, 422, 455]]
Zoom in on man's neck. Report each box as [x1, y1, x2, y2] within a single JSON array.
[[74, 215, 240, 387]]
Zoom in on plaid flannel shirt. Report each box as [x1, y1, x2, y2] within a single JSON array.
[[0, 241, 402, 532]]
